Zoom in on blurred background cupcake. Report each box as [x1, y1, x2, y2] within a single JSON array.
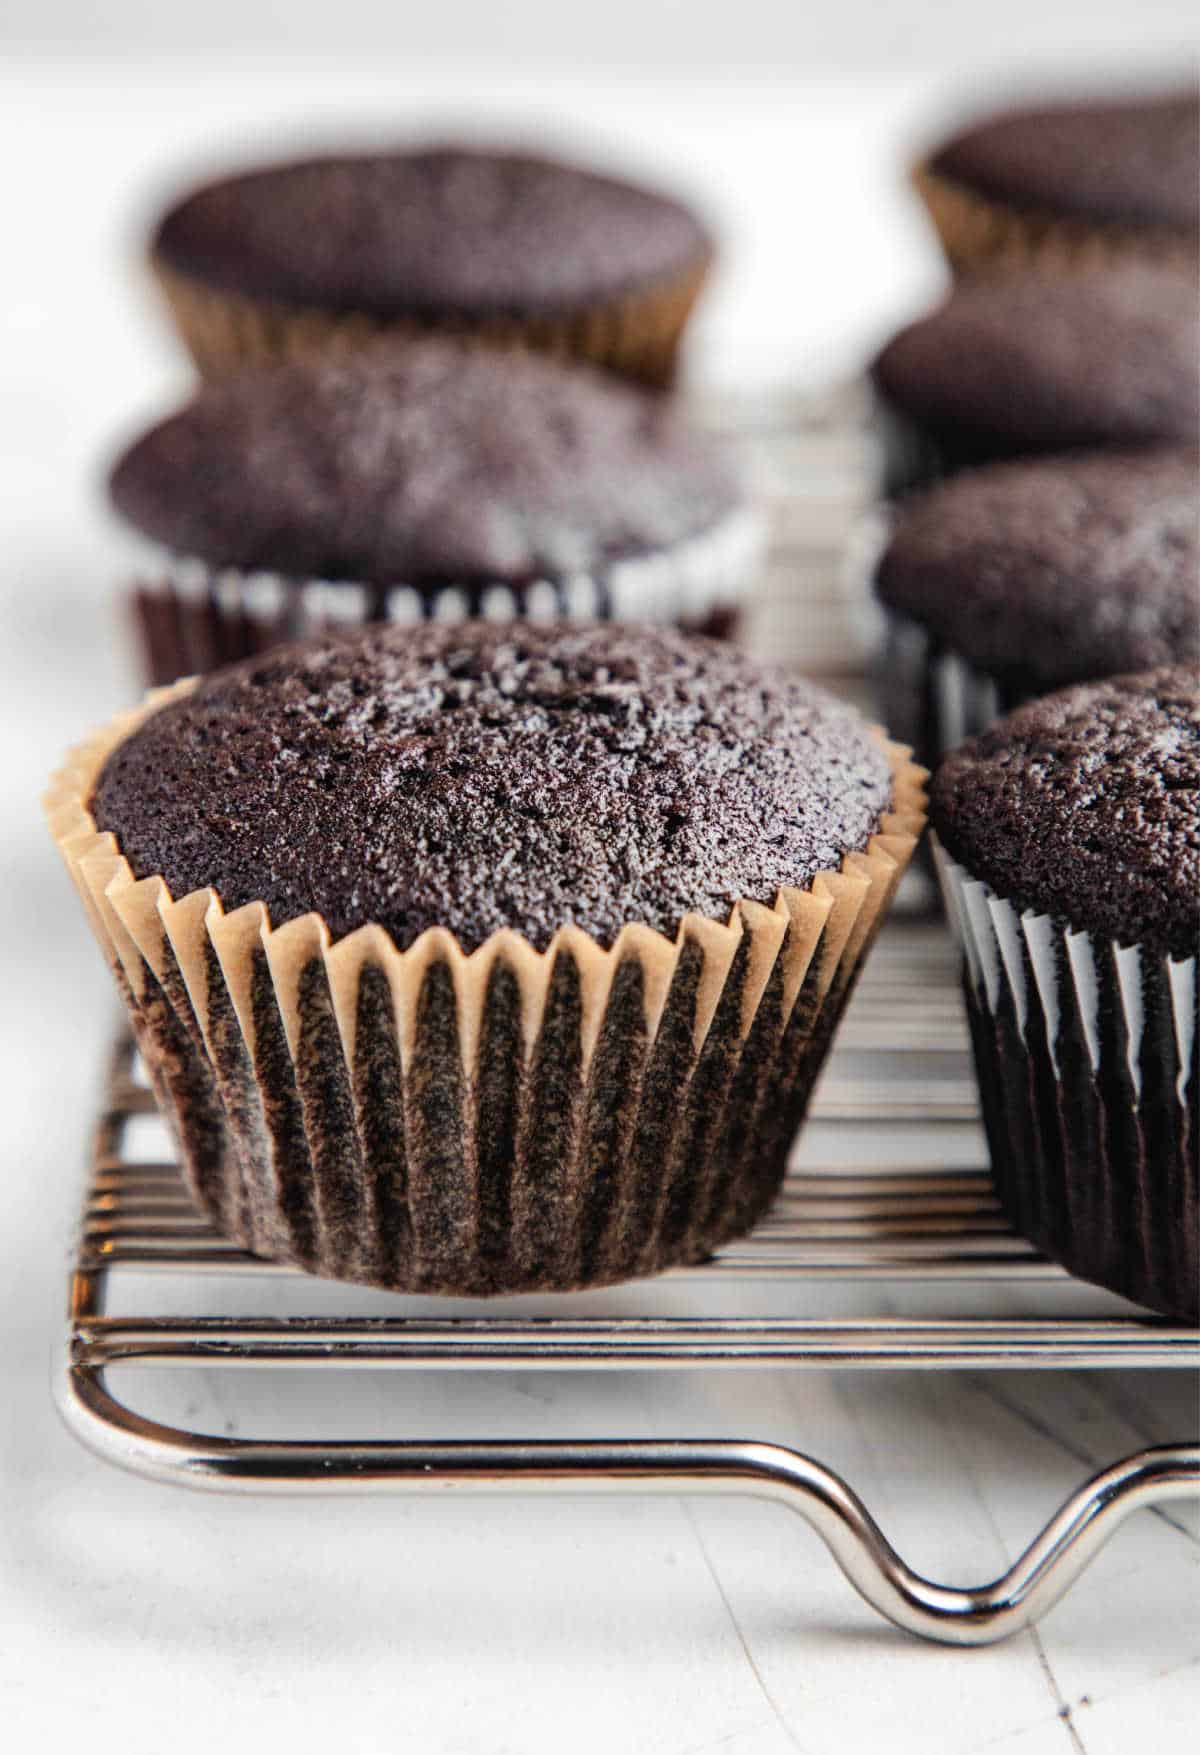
[[109, 338, 765, 684], [870, 261, 1199, 495], [874, 446, 1200, 762], [932, 665, 1198, 1319], [913, 85, 1199, 277], [151, 142, 715, 388]]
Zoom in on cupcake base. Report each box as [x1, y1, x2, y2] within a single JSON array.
[[47, 689, 925, 1296], [936, 841, 1198, 1320], [153, 256, 710, 391], [912, 162, 1198, 280]]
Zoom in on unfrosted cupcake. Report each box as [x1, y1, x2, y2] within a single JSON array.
[[151, 144, 714, 387], [46, 621, 925, 1296], [875, 446, 1200, 762], [109, 339, 763, 684], [933, 666, 1198, 1318], [871, 263, 1198, 494], [914, 87, 1199, 278]]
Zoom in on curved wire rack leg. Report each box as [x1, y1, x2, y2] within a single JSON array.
[[60, 1352, 1200, 1647]]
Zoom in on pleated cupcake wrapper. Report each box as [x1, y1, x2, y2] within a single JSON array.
[[130, 504, 768, 686], [912, 162, 1197, 281], [934, 838, 1198, 1319], [152, 255, 711, 391], [46, 686, 926, 1294]]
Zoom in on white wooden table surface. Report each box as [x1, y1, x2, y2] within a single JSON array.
[[1, 51, 1196, 1755]]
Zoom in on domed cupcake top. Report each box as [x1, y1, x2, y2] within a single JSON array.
[[929, 88, 1200, 231], [871, 264, 1199, 453], [876, 448, 1200, 691], [932, 665, 1200, 958], [109, 341, 742, 589], [153, 146, 712, 316], [90, 622, 895, 952]]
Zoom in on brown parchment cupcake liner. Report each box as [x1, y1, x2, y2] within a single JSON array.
[[935, 840, 1198, 1320], [152, 255, 711, 391], [46, 688, 925, 1295], [128, 500, 767, 686], [912, 162, 1198, 280]]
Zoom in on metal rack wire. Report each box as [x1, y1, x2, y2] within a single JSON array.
[[58, 395, 1199, 1646]]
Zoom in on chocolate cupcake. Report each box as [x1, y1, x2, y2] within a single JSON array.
[[874, 447, 1200, 763], [915, 87, 1199, 278], [871, 263, 1199, 494], [46, 622, 925, 1296], [151, 144, 713, 388], [932, 667, 1198, 1318], [109, 339, 763, 684]]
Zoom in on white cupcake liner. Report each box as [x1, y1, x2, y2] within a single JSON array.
[[934, 837, 1198, 1318], [129, 503, 768, 684]]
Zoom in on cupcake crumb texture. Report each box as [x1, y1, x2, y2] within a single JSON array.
[[877, 447, 1200, 694], [91, 622, 894, 952], [932, 664, 1200, 958]]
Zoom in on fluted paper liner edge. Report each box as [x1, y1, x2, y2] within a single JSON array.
[[151, 254, 712, 391], [934, 836, 1197, 1319], [129, 498, 768, 687], [47, 681, 925, 1293], [911, 162, 1197, 280]]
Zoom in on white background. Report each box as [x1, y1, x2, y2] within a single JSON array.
[[2, 4, 1197, 1752]]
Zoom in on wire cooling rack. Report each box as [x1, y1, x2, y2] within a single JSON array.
[[59, 390, 1199, 1647], [62, 918, 1200, 1647]]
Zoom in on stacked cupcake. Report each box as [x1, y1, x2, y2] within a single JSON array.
[[870, 86, 1199, 1318], [151, 144, 715, 388], [870, 88, 1200, 761], [114, 142, 765, 683]]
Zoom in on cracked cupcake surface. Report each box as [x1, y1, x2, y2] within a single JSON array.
[[90, 621, 895, 952]]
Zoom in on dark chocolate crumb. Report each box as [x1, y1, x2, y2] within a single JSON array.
[[932, 665, 1200, 957], [92, 621, 894, 953]]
